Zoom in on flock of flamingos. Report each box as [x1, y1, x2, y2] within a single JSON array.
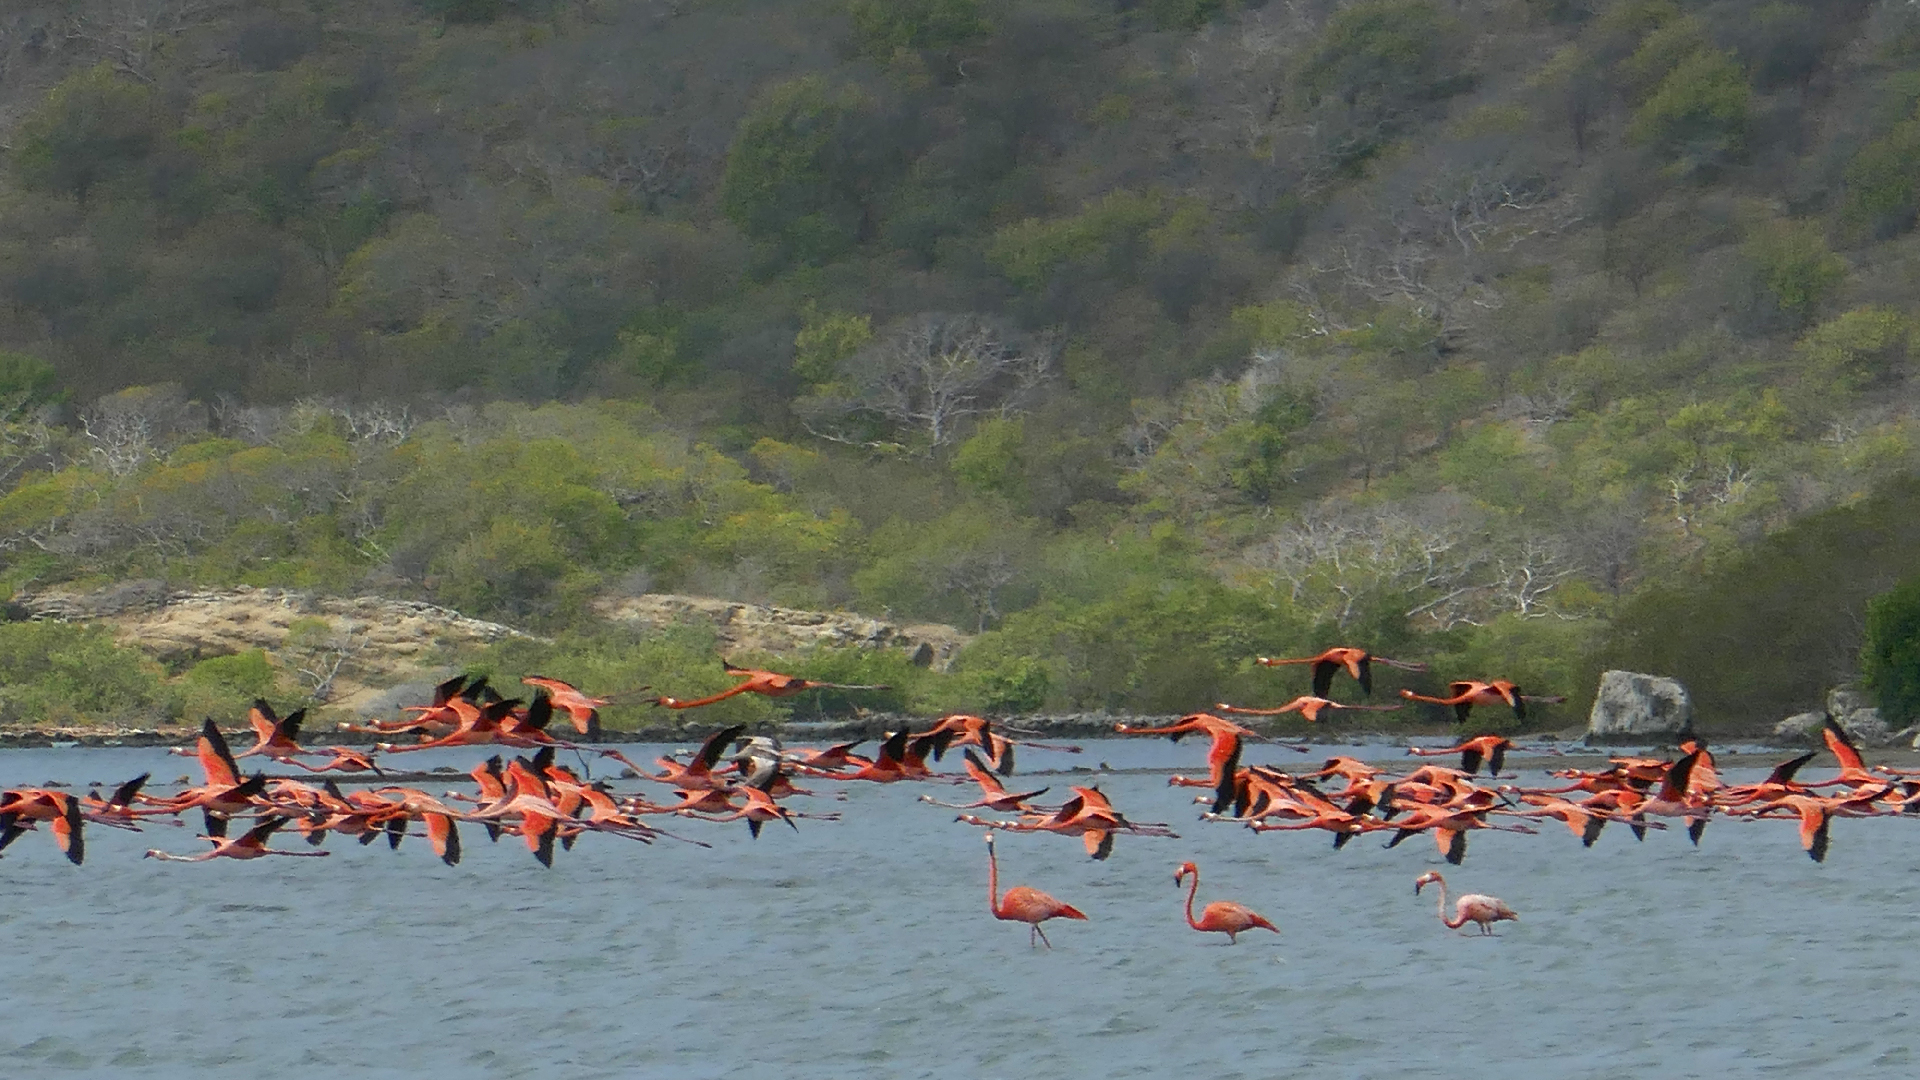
[[0, 646, 1904, 947]]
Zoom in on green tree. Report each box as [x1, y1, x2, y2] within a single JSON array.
[[0, 622, 168, 725], [1742, 219, 1847, 330], [14, 65, 163, 203], [720, 77, 885, 263], [1865, 576, 1920, 726], [845, 0, 989, 60], [1843, 112, 1920, 239], [1626, 48, 1750, 173], [793, 307, 874, 386], [1296, 0, 1468, 168]]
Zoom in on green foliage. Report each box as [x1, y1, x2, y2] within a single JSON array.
[[720, 76, 879, 263], [0, 352, 61, 404], [13, 65, 161, 202], [420, 0, 510, 24], [1843, 111, 1920, 238], [845, 0, 990, 60], [1602, 475, 1920, 726], [1297, 0, 1468, 168], [0, 0, 1915, 738], [777, 646, 923, 718], [855, 507, 1038, 631], [1299, 1, 1457, 108], [175, 649, 284, 722], [987, 191, 1167, 292], [1865, 576, 1920, 726], [950, 417, 1027, 500], [1138, 0, 1230, 32], [793, 307, 874, 386], [465, 623, 787, 730], [1742, 219, 1847, 330], [1794, 307, 1917, 392], [1625, 47, 1750, 172], [0, 621, 168, 725]]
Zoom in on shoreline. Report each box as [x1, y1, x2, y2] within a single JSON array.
[[0, 718, 1897, 760]]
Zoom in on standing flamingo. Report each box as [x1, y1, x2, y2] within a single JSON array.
[[1174, 861, 1277, 944], [985, 832, 1087, 949], [1413, 871, 1517, 935]]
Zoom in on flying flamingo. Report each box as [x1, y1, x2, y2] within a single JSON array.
[[917, 750, 1050, 812], [1413, 871, 1517, 935], [648, 661, 888, 709], [0, 788, 87, 864], [521, 675, 641, 739], [1401, 680, 1567, 722], [1256, 647, 1428, 698], [144, 816, 333, 863], [1174, 861, 1277, 944], [1216, 696, 1404, 723], [984, 832, 1087, 949], [1407, 734, 1517, 776], [232, 701, 311, 761]]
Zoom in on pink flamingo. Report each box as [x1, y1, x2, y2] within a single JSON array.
[[985, 832, 1087, 949], [1174, 861, 1277, 944], [1413, 871, 1517, 935]]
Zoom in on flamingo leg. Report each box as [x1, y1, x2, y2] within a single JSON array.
[[1033, 923, 1053, 949]]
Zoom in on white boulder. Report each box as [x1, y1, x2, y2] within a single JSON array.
[[1585, 670, 1694, 744], [1828, 688, 1892, 745], [1772, 711, 1827, 741]]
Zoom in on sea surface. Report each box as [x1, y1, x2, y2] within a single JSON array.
[[2, 738, 1916, 1079]]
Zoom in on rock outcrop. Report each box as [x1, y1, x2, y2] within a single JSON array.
[[1772, 710, 1827, 741], [1585, 670, 1694, 744], [11, 585, 532, 715], [591, 593, 970, 671], [1827, 688, 1891, 745]]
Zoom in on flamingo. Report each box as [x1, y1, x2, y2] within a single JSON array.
[[648, 661, 888, 709], [1256, 647, 1427, 697], [144, 816, 333, 862], [1407, 734, 1516, 777], [984, 832, 1087, 949], [918, 750, 1050, 812], [0, 788, 87, 864], [1413, 871, 1517, 935], [286, 746, 386, 776], [1216, 696, 1404, 723], [232, 701, 312, 761], [911, 714, 1082, 776], [1174, 861, 1278, 944], [521, 675, 634, 738], [1401, 680, 1567, 722]]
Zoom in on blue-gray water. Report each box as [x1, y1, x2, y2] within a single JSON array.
[[3, 740, 1917, 1078]]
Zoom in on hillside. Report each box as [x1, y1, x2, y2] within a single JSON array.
[[2, 0, 1920, 731]]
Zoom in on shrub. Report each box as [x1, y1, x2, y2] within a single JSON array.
[[1865, 577, 1920, 726], [1843, 113, 1920, 239], [0, 621, 169, 726], [1626, 48, 1750, 173], [174, 649, 285, 723]]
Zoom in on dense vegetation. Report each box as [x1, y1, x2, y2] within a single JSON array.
[[2, 0, 1920, 729]]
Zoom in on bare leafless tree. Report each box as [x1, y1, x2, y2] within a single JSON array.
[[799, 313, 1054, 453], [78, 384, 204, 478], [1239, 496, 1486, 629], [284, 619, 371, 704], [62, 0, 233, 83], [1487, 533, 1581, 618]]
